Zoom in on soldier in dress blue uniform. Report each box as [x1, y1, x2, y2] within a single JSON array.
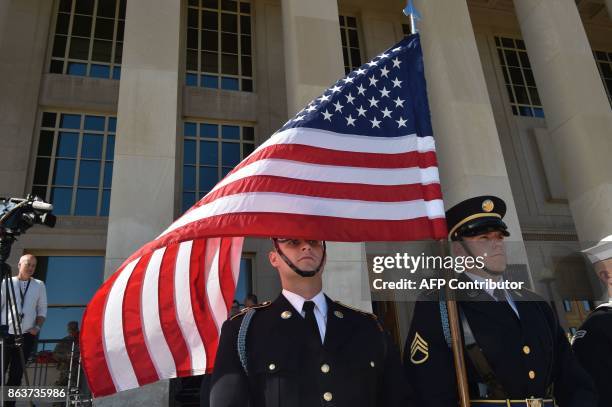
[[403, 196, 598, 407], [572, 235, 612, 407], [209, 238, 409, 407]]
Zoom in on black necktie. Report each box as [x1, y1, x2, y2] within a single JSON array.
[[302, 301, 321, 346], [493, 288, 506, 302]]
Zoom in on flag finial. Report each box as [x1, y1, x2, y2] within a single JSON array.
[[403, 0, 421, 34]]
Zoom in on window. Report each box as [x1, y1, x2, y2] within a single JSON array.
[[234, 257, 253, 304], [32, 112, 116, 216], [563, 300, 572, 312], [49, 0, 125, 79], [34, 255, 104, 341], [186, 0, 253, 91], [339, 15, 362, 75], [495, 36, 544, 118], [401, 23, 413, 37], [182, 121, 255, 212], [594, 50, 612, 107]]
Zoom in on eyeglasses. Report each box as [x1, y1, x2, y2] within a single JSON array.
[[275, 239, 324, 248]]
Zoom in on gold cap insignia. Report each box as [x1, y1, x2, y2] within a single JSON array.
[[281, 310, 292, 319], [410, 332, 429, 365], [482, 199, 494, 212], [334, 310, 344, 319]]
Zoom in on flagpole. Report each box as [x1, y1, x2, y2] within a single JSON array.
[[402, 1, 470, 405]]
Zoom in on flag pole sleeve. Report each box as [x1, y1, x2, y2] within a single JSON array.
[[439, 240, 471, 407]]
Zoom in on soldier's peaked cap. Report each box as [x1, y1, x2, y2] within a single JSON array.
[[445, 195, 510, 240]]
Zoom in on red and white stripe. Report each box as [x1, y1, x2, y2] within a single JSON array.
[[81, 237, 243, 397]]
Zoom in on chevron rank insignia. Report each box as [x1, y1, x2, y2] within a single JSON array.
[[410, 332, 429, 364]]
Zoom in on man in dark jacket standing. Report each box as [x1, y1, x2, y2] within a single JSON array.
[[210, 237, 408, 407]]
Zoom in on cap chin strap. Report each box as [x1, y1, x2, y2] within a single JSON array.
[[273, 240, 326, 278]]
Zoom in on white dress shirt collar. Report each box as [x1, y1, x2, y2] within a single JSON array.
[[282, 289, 327, 316]]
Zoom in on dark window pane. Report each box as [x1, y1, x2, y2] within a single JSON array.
[[72, 15, 92, 37], [523, 69, 535, 86], [95, 18, 115, 40], [42, 256, 104, 304], [200, 141, 218, 165], [116, 20, 124, 41], [119, 0, 126, 19], [69, 37, 90, 59], [60, 114, 81, 129], [350, 48, 361, 66], [202, 51, 218, 73], [221, 0, 237, 12], [50, 59, 64, 74], [342, 48, 348, 66], [101, 189, 111, 216], [504, 50, 519, 67], [204, 0, 218, 8], [506, 85, 515, 103], [514, 85, 529, 104], [182, 192, 195, 213], [600, 63, 612, 78], [501, 37, 514, 48], [346, 16, 357, 28], [75, 188, 98, 215], [184, 122, 197, 137], [509, 67, 523, 84], [200, 123, 217, 137], [34, 158, 51, 185], [75, 0, 94, 14], [106, 135, 115, 160], [188, 8, 199, 27], [606, 79, 612, 93], [241, 56, 251, 76], [494, 36, 500, 46], [67, 62, 87, 75], [221, 33, 237, 53], [222, 142, 240, 166], [31, 186, 47, 200], [511, 105, 518, 115], [78, 161, 101, 187], [241, 78, 252, 92], [56, 13, 70, 35], [187, 28, 198, 49], [184, 139, 196, 164], [202, 30, 219, 51], [221, 77, 239, 90], [103, 162, 113, 188], [242, 143, 254, 158], [241, 35, 251, 55], [52, 35, 67, 58], [221, 54, 238, 74], [81, 134, 103, 159], [339, 15, 345, 26], [51, 187, 73, 215], [186, 73, 198, 86], [519, 52, 531, 68], [240, 2, 250, 14], [38, 131, 55, 156], [528, 87, 541, 106], [187, 50, 198, 70], [240, 16, 250, 34], [108, 117, 116, 132], [348, 30, 359, 47], [243, 127, 254, 141], [516, 39, 526, 50], [203, 11, 218, 30], [202, 75, 218, 88], [53, 159, 76, 185], [533, 108, 545, 118], [221, 167, 232, 177], [183, 166, 196, 190], [340, 30, 347, 48], [221, 125, 239, 139], [97, 0, 116, 18], [199, 167, 218, 191], [501, 67, 509, 84], [114, 42, 122, 63], [84, 115, 105, 131], [59, 0, 72, 13], [90, 64, 110, 78], [497, 49, 505, 66], [42, 112, 57, 128], [221, 13, 237, 32], [57, 132, 78, 157], [112, 66, 120, 79], [519, 106, 533, 117]]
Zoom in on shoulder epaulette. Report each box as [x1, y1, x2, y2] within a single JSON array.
[[230, 301, 272, 320], [334, 300, 377, 319]]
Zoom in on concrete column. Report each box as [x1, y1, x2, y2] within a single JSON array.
[[98, 0, 182, 404], [606, 0, 612, 20], [0, 1, 53, 196], [414, 0, 526, 243], [514, 0, 612, 243], [280, 0, 371, 311]]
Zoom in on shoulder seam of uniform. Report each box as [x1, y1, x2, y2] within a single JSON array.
[[334, 300, 378, 319], [229, 301, 272, 320]]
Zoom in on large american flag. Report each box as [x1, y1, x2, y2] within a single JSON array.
[[81, 34, 446, 397]]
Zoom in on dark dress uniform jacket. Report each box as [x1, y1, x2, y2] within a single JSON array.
[[404, 287, 598, 406], [572, 303, 612, 407], [210, 294, 408, 407]]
